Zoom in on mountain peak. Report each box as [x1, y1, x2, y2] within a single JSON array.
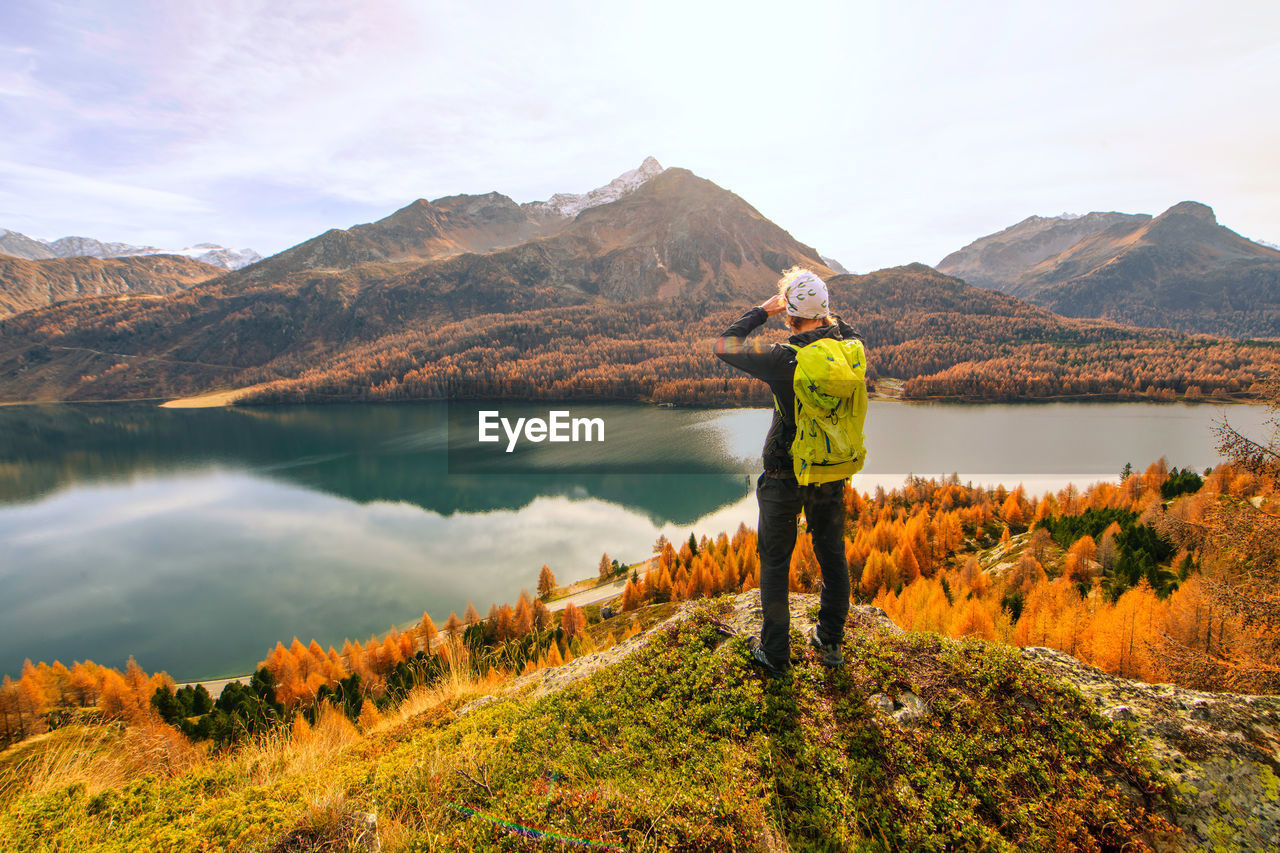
[[430, 191, 525, 221], [936, 199, 1280, 336], [526, 157, 665, 219], [1157, 200, 1216, 223]]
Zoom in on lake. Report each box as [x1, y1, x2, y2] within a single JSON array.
[[0, 400, 1269, 681]]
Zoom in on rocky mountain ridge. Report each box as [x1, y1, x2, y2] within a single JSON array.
[[239, 157, 669, 281], [937, 202, 1280, 336], [937, 210, 1150, 292], [0, 228, 261, 271], [4, 167, 1277, 405], [524, 155, 665, 219]]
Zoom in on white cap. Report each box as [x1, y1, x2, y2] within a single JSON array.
[[783, 270, 830, 318]]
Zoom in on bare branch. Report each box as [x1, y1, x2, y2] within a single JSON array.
[[455, 768, 493, 797]]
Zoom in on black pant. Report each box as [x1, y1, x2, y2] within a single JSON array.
[[756, 472, 850, 669]]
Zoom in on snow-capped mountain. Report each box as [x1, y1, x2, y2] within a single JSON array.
[[526, 156, 665, 219], [821, 255, 851, 275], [161, 243, 263, 269], [0, 229, 56, 260], [45, 235, 163, 259], [0, 229, 261, 270]]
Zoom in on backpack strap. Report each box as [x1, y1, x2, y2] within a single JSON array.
[[771, 343, 801, 418]]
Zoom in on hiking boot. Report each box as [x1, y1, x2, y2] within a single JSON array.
[[807, 625, 844, 667], [748, 636, 786, 679]]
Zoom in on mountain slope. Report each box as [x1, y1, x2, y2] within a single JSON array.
[[238, 191, 567, 282], [241, 158, 669, 283], [506, 165, 833, 301], [42, 235, 164, 259], [938, 203, 1280, 337], [937, 211, 1150, 292], [1023, 202, 1280, 334], [5, 592, 1276, 850], [2, 176, 1277, 406], [0, 254, 224, 319], [220, 262, 1277, 407], [0, 167, 834, 402], [0, 229, 57, 260]]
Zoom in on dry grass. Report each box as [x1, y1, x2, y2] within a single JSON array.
[[234, 704, 361, 789], [373, 814, 413, 852], [378, 647, 509, 734], [207, 652, 508, 821], [266, 783, 381, 853], [159, 383, 268, 408], [1, 648, 541, 853], [255, 656, 510, 851], [0, 721, 202, 803]]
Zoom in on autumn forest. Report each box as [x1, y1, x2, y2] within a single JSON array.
[[3, 263, 1278, 408]]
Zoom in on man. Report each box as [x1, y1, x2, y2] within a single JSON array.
[[713, 267, 862, 676]]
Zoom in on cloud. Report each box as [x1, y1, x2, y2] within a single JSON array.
[[1, 0, 1278, 264], [0, 160, 209, 240]]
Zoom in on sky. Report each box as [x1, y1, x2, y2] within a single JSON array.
[[1, 0, 1277, 271]]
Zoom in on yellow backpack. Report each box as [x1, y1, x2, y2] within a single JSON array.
[[781, 338, 868, 485]]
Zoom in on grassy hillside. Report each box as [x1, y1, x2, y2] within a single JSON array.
[[1, 595, 1188, 852]]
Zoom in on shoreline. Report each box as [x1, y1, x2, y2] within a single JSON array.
[[0, 391, 1262, 409], [173, 557, 660, 698], [158, 386, 264, 408]]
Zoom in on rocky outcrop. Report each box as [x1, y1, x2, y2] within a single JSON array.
[[0, 229, 57, 260], [525, 156, 664, 219], [506, 591, 1280, 851], [1021, 645, 1280, 852]]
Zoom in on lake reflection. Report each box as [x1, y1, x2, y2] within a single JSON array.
[[0, 400, 1269, 680], [1, 469, 750, 680]]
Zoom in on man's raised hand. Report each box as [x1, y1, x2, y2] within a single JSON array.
[[759, 294, 786, 316]]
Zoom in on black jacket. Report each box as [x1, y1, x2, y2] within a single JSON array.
[[714, 306, 862, 474]]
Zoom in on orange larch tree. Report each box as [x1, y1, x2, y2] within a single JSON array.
[[537, 565, 557, 599]]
